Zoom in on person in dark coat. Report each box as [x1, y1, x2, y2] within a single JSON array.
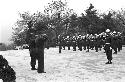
[[1, 65, 16, 82], [35, 34, 48, 73], [29, 39, 37, 70], [26, 20, 38, 70], [0, 55, 8, 68], [29, 33, 48, 73], [0, 55, 16, 82]]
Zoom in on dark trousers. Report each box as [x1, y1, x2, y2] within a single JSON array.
[[106, 49, 112, 60], [78, 45, 82, 51], [95, 46, 98, 52], [0, 65, 16, 82], [82, 44, 86, 50], [118, 44, 122, 51], [30, 48, 37, 68], [73, 44, 76, 51], [63, 45, 65, 50], [104, 44, 112, 61], [30, 48, 45, 73], [68, 45, 70, 50], [37, 49, 44, 73], [86, 44, 89, 52], [59, 45, 62, 53], [30, 57, 36, 67], [113, 47, 117, 53]]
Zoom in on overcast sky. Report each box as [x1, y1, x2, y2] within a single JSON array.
[[0, 0, 125, 44]]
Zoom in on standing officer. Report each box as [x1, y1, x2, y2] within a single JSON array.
[[26, 20, 38, 70], [35, 34, 48, 73], [104, 29, 112, 64], [29, 37, 37, 70]]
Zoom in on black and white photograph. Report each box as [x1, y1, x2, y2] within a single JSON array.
[[0, 0, 125, 82]]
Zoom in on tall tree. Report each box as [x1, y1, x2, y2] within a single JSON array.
[[84, 3, 100, 34], [111, 9, 125, 34], [44, 0, 74, 36]]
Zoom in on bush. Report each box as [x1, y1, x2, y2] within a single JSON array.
[[0, 43, 16, 51], [0, 43, 7, 51]]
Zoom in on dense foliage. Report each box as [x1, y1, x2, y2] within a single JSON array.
[[11, 0, 125, 46]]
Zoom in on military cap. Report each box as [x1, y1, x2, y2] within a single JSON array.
[[106, 29, 110, 32]]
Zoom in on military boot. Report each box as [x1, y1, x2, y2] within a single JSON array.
[[31, 66, 37, 70], [105, 60, 112, 64]]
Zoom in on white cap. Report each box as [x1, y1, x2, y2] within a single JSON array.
[[113, 31, 116, 34], [79, 35, 81, 37], [106, 29, 110, 32], [67, 36, 69, 38], [35, 35, 39, 37]]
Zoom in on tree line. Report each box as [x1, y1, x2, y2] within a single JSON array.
[[11, 0, 125, 46]]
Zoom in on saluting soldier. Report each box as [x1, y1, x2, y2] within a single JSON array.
[[72, 36, 77, 51], [82, 35, 87, 50], [77, 35, 83, 51], [62, 37, 66, 50], [101, 32, 107, 47], [111, 31, 119, 54], [66, 36, 71, 50], [98, 34, 103, 51], [94, 34, 99, 52], [86, 34, 90, 52], [99, 34, 105, 50], [117, 32, 122, 52], [89, 34, 95, 50], [104, 29, 113, 64], [58, 35, 62, 53]]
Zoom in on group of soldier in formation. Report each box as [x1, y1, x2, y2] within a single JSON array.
[[28, 28, 124, 74], [58, 29, 123, 64], [0, 28, 124, 82]]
